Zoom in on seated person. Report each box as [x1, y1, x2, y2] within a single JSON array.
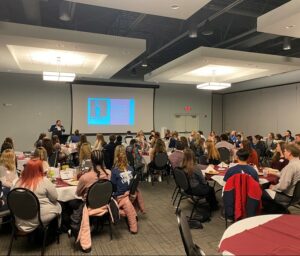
[[32, 147, 50, 174], [263, 144, 300, 210], [206, 140, 221, 165], [79, 140, 92, 167], [148, 139, 168, 182], [70, 129, 80, 144], [271, 141, 289, 171], [216, 134, 234, 153], [182, 149, 218, 210], [241, 139, 259, 167], [169, 141, 184, 169], [77, 150, 111, 200], [0, 149, 18, 211], [12, 159, 61, 233], [190, 133, 205, 159], [111, 145, 144, 234], [103, 135, 116, 170], [168, 131, 179, 149], [224, 149, 259, 182]]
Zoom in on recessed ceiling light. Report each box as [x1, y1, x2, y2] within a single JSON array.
[[201, 30, 214, 36], [171, 4, 179, 10], [196, 82, 231, 90], [285, 25, 296, 29]]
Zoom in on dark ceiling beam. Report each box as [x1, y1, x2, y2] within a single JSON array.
[[206, 3, 258, 18], [124, 13, 147, 36], [214, 28, 256, 47], [21, 0, 41, 25], [227, 33, 279, 49], [130, 0, 245, 70]]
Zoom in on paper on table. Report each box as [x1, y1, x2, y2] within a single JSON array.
[[218, 162, 228, 168], [205, 165, 219, 174], [265, 188, 276, 199], [60, 168, 75, 180]]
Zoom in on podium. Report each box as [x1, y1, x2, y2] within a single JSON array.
[[59, 134, 70, 145]]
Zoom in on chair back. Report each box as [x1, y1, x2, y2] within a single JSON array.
[[173, 168, 189, 191], [130, 173, 140, 195], [218, 147, 230, 164], [126, 149, 135, 168], [176, 209, 204, 256], [87, 180, 113, 209], [7, 188, 41, 222], [48, 151, 58, 167], [198, 155, 208, 165], [154, 152, 168, 169], [290, 181, 300, 206]]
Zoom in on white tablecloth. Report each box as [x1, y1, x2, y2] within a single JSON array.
[[219, 214, 282, 255], [211, 175, 270, 187], [17, 158, 30, 171], [57, 186, 79, 202]]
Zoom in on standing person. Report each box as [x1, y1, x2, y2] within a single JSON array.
[[49, 120, 65, 138]]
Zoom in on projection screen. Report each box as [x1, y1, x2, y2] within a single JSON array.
[[72, 84, 154, 134]]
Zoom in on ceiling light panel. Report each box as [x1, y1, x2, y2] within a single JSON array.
[[7, 45, 107, 74], [145, 47, 300, 85], [257, 1, 300, 37], [67, 0, 211, 19]]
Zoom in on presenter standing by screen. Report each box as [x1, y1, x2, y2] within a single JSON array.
[[49, 120, 65, 139]]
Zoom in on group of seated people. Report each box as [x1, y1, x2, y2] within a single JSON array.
[[0, 134, 145, 252], [1, 127, 300, 251]]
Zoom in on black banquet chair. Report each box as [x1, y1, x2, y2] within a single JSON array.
[[150, 152, 169, 185], [173, 168, 209, 220], [218, 147, 231, 164], [7, 188, 60, 256], [86, 180, 113, 240], [176, 209, 205, 256]]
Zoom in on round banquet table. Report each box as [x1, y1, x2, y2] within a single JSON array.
[[219, 214, 300, 255]]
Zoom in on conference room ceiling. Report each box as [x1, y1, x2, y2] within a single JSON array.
[[0, 0, 299, 84]]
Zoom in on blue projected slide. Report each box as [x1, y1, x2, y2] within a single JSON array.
[[88, 98, 135, 125]]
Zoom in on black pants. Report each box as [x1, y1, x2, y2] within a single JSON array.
[[59, 199, 82, 232], [191, 185, 218, 209], [262, 190, 290, 214]]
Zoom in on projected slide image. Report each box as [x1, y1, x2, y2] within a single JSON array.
[[88, 98, 135, 125]]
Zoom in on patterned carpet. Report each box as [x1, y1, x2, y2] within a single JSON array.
[[0, 179, 299, 255]]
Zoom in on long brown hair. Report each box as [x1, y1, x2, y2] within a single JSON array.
[[114, 145, 128, 171], [18, 159, 44, 190], [0, 149, 16, 172], [153, 139, 166, 156], [182, 149, 196, 176], [272, 141, 286, 163], [206, 140, 220, 160]]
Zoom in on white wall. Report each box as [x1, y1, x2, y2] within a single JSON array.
[[211, 93, 223, 134], [223, 83, 300, 136], [0, 73, 213, 151], [154, 83, 212, 136], [0, 72, 71, 151]]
